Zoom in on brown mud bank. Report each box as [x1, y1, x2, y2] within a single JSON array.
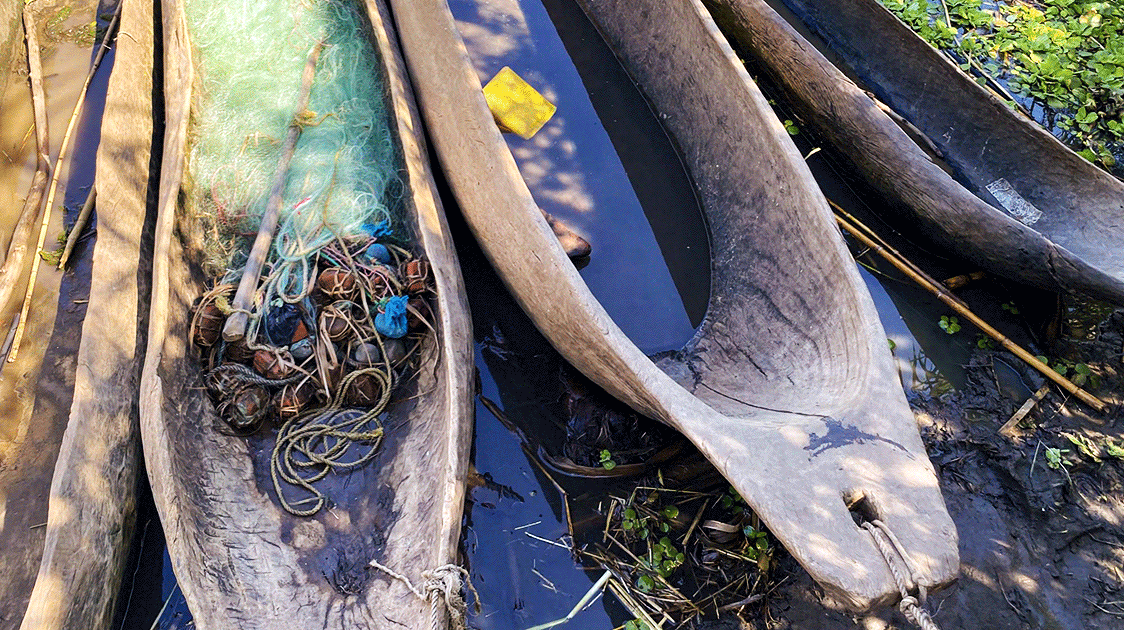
[[748, 309, 1124, 630]]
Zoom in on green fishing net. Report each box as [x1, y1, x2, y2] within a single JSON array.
[[185, 0, 400, 294]]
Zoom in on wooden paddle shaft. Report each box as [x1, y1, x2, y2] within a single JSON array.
[[223, 42, 323, 342]]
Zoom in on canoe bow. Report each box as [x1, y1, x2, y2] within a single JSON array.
[[390, 0, 957, 612]]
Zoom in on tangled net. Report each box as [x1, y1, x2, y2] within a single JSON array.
[[184, 0, 431, 516]]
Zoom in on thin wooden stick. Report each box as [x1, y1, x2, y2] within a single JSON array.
[[831, 201, 970, 309], [8, 5, 121, 364], [830, 201, 1108, 413], [944, 270, 987, 290], [57, 186, 95, 269], [223, 41, 324, 342], [0, 5, 51, 320], [999, 384, 1049, 437]]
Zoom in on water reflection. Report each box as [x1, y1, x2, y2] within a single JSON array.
[[0, 1, 114, 624], [448, 0, 707, 354]]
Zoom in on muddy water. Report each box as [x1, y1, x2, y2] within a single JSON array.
[[0, 0, 114, 625]]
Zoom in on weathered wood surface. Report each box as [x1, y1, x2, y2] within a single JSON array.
[[389, 0, 957, 611], [139, 0, 473, 628], [765, 0, 1124, 304], [17, 0, 153, 627]]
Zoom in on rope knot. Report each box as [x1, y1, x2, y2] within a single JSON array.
[[370, 560, 477, 630], [861, 520, 941, 630], [422, 564, 470, 630]]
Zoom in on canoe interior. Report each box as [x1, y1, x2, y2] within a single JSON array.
[[391, 0, 956, 611], [140, 1, 472, 628], [447, 0, 710, 353], [777, 0, 1124, 303]]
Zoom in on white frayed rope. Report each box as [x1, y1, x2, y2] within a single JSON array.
[[370, 560, 478, 630]]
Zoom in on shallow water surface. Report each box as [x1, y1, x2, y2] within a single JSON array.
[[0, 1, 115, 623], [449, 0, 709, 354]]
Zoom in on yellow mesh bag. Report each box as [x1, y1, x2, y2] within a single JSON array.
[[482, 66, 556, 140]]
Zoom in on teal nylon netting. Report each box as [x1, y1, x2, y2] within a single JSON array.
[[185, 0, 400, 302]]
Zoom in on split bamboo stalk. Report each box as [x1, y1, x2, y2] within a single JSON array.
[[829, 201, 1108, 414], [0, 6, 52, 321], [7, 5, 121, 364], [222, 41, 324, 342], [57, 187, 95, 269]]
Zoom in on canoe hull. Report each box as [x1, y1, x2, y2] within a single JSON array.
[[2, 2, 151, 628], [140, 1, 473, 628], [391, 0, 956, 611], [762, 0, 1124, 303]]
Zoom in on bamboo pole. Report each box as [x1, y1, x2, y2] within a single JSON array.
[[0, 6, 52, 321], [7, 5, 121, 364], [57, 186, 94, 269], [222, 41, 323, 342], [829, 201, 1108, 414]]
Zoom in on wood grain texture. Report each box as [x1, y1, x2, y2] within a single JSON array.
[[771, 0, 1124, 303], [139, 1, 473, 628], [18, 0, 154, 627], [389, 0, 956, 612]]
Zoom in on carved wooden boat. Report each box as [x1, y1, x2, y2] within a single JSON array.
[[3, 1, 149, 628], [140, 0, 473, 628], [706, 0, 1124, 304], [390, 0, 957, 611]]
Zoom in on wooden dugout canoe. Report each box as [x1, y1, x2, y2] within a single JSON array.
[[708, 0, 1124, 304], [139, 0, 473, 628], [3, 1, 149, 628], [390, 0, 957, 611]]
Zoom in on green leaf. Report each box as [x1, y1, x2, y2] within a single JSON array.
[[1105, 441, 1124, 460], [637, 575, 656, 592], [662, 505, 680, 519], [1062, 432, 1101, 461]]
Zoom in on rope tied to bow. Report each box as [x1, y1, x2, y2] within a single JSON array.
[[861, 519, 942, 630], [369, 560, 478, 630]]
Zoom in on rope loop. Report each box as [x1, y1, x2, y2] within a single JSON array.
[[861, 521, 942, 630], [370, 560, 475, 630]]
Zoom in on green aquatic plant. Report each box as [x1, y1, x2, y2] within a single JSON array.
[[879, 0, 1124, 171], [938, 314, 961, 334], [782, 119, 800, 135], [599, 449, 617, 470], [1045, 445, 1068, 470], [1035, 355, 1099, 387]]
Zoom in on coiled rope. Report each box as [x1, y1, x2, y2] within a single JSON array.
[[270, 366, 392, 516], [861, 520, 942, 630]]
